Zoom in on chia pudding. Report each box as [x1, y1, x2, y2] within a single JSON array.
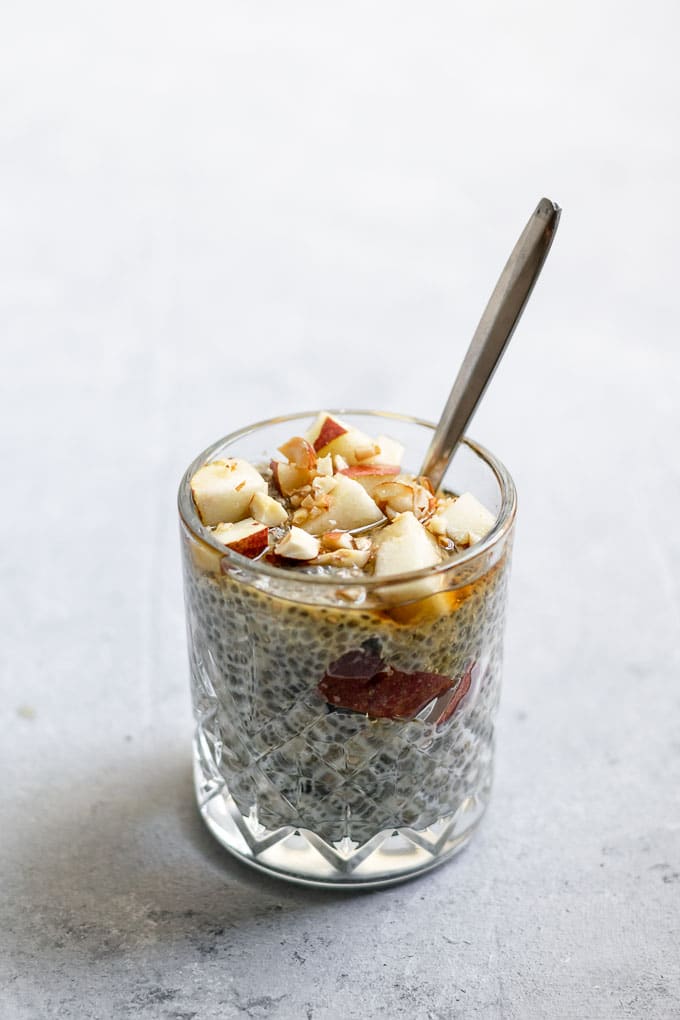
[[179, 411, 516, 886]]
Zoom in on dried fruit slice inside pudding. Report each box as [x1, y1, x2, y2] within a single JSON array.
[[183, 413, 512, 844]]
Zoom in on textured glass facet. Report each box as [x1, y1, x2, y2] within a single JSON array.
[[179, 416, 515, 888]]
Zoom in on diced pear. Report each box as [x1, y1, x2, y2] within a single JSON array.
[[305, 412, 378, 465], [249, 491, 288, 527], [190, 459, 267, 526], [301, 474, 384, 536], [270, 459, 310, 497], [306, 412, 349, 451], [275, 527, 320, 560], [364, 435, 405, 467], [374, 511, 442, 575], [427, 514, 448, 536], [213, 518, 269, 558], [311, 474, 336, 495], [439, 492, 496, 545], [373, 511, 442, 601]]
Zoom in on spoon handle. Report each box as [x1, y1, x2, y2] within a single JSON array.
[[420, 197, 561, 491]]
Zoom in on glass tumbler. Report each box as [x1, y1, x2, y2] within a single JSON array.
[[178, 411, 516, 888]]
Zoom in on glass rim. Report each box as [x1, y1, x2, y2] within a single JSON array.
[[177, 409, 517, 588]]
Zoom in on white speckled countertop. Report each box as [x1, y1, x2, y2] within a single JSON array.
[[2, 3, 679, 1017]]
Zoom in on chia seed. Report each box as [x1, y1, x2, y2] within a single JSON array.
[[182, 533, 512, 846]]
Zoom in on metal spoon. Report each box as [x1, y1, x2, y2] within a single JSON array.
[[420, 196, 561, 490], [351, 196, 560, 536]]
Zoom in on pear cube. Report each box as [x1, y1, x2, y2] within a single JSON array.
[[364, 435, 405, 467], [373, 511, 442, 601], [439, 492, 496, 545], [306, 412, 348, 452], [249, 491, 288, 527], [191, 459, 267, 526], [301, 474, 383, 536], [275, 527, 320, 560], [305, 412, 378, 465]]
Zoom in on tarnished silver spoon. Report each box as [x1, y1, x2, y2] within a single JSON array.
[[419, 196, 561, 491], [351, 196, 560, 536]]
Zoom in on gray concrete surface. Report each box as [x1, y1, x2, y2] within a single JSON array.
[[2, 3, 679, 1017]]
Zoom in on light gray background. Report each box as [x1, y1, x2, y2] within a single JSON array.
[[2, 3, 679, 1018]]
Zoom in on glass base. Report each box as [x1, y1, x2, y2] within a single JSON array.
[[193, 743, 488, 889]]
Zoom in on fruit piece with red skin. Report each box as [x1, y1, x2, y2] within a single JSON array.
[[318, 662, 453, 720], [339, 463, 401, 495], [340, 464, 401, 478], [212, 518, 269, 558], [312, 414, 348, 452], [306, 413, 378, 464]]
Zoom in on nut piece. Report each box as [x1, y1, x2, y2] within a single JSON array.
[[373, 479, 434, 521], [321, 530, 354, 551], [315, 529, 374, 568], [190, 459, 267, 526], [274, 526, 321, 560], [278, 436, 317, 471], [249, 491, 288, 527], [316, 547, 372, 569]]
